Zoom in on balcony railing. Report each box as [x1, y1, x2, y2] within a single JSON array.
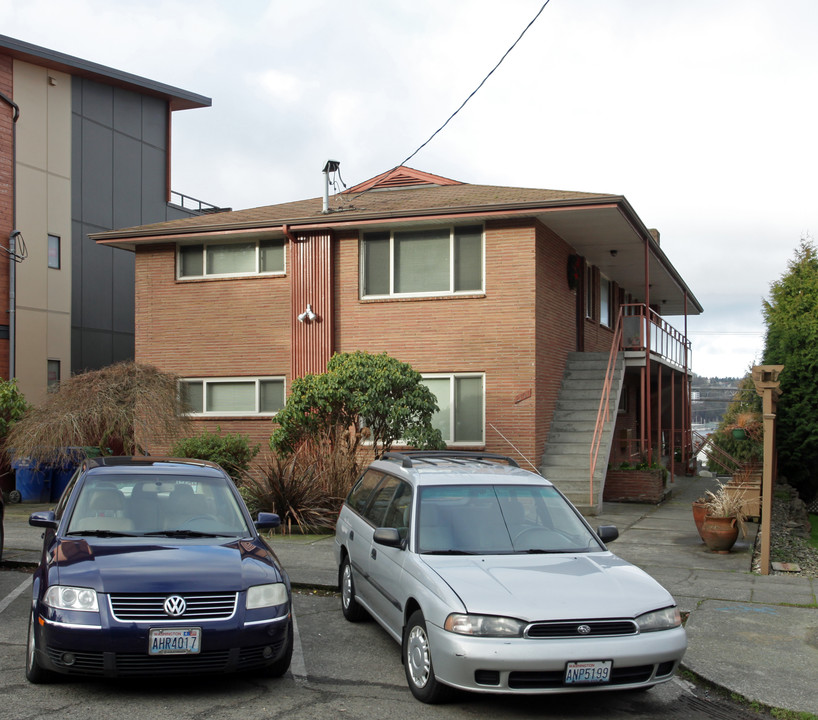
[[621, 304, 691, 370], [169, 191, 226, 214]]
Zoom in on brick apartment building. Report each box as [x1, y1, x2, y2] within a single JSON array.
[[93, 165, 702, 511], [0, 34, 212, 406]]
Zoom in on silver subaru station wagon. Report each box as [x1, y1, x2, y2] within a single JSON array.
[[334, 451, 686, 703]]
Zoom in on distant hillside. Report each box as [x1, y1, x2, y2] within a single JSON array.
[[691, 376, 740, 424]]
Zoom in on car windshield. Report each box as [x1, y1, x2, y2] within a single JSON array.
[[65, 473, 252, 538], [416, 484, 602, 555]]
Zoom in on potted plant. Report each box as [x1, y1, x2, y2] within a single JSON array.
[[727, 411, 762, 441], [699, 481, 749, 553]]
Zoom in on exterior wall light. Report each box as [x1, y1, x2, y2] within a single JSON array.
[[297, 304, 317, 323]]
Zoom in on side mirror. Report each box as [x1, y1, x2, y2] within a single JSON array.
[[596, 525, 619, 543], [373, 527, 403, 548], [29, 511, 58, 530], [255, 512, 281, 530]]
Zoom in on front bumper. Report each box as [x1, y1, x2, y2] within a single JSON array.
[[34, 603, 291, 678], [426, 623, 688, 694]]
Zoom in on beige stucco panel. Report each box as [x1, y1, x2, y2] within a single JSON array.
[[47, 173, 71, 312], [13, 59, 72, 404], [15, 163, 47, 309], [15, 307, 47, 405], [13, 60, 48, 170], [46, 70, 71, 178]]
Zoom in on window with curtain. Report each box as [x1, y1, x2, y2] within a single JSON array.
[[361, 225, 483, 297], [179, 378, 285, 415], [421, 374, 485, 444], [178, 240, 285, 279]]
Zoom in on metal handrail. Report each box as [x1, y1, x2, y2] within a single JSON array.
[[589, 310, 623, 505], [169, 191, 223, 214], [691, 429, 750, 476]]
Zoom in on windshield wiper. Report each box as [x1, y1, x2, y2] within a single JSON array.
[[142, 529, 221, 538], [521, 547, 589, 554], [421, 549, 478, 555], [66, 530, 137, 537]]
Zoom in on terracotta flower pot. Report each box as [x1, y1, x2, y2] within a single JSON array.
[[692, 501, 708, 540], [700, 516, 739, 553]]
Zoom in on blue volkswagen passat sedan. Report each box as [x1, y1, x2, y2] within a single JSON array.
[[26, 457, 292, 682], [335, 451, 687, 703]]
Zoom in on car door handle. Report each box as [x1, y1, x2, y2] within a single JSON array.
[[371, 548, 377, 560], [349, 530, 354, 542]]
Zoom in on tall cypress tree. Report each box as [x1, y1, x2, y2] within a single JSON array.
[[762, 238, 818, 500]]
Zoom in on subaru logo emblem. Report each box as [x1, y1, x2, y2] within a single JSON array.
[[577, 624, 592, 635], [164, 595, 186, 617]]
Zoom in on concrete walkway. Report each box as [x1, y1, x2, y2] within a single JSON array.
[[3, 474, 816, 715]]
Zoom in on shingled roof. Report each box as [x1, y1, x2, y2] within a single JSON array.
[[91, 166, 617, 241], [91, 165, 702, 316]]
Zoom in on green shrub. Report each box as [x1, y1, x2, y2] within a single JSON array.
[[270, 350, 444, 457], [170, 427, 259, 483], [0, 378, 29, 439]]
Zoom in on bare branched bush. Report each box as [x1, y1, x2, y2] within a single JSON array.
[[244, 427, 372, 534], [5, 362, 190, 466]]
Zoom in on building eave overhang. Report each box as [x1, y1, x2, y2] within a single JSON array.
[[92, 193, 702, 316], [0, 34, 211, 110]]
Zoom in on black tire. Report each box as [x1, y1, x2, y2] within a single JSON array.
[[340, 557, 367, 622], [25, 610, 55, 684], [265, 619, 294, 678], [402, 610, 452, 704]]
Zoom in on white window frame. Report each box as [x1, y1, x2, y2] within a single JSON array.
[[421, 372, 485, 445], [179, 376, 286, 416], [177, 239, 286, 280], [360, 225, 485, 299]]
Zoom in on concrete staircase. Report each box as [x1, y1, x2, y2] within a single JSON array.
[[539, 352, 625, 515]]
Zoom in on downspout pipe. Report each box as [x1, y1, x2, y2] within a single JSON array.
[[1, 90, 20, 380]]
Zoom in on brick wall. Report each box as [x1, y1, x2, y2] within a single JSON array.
[[0, 53, 13, 379], [603, 468, 667, 504], [134, 243, 291, 454], [135, 218, 586, 464]]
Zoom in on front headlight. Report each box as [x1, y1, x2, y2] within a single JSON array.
[[636, 606, 681, 632], [44, 586, 99, 612], [246, 583, 288, 609], [444, 613, 525, 637]]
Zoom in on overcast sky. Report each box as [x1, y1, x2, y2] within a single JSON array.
[[4, 0, 816, 379]]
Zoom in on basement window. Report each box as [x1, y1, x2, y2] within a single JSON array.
[[361, 225, 483, 298]]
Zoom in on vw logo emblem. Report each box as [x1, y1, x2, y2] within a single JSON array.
[[164, 595, 186, 617], [576, 624, 592, 635]]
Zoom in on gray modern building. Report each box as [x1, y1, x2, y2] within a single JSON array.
[[0, 34, 215, 404]]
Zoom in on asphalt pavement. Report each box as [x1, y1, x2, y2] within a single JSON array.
[[3, 474, 816, 716]]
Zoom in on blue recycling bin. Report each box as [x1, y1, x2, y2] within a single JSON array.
[[11, 458, 52, 503], [50, 447, 85, 501]]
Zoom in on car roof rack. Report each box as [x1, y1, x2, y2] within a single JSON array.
[[379, 450, 519, 469]]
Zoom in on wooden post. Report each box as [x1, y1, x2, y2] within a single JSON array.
[[751, 365, 783, 576]]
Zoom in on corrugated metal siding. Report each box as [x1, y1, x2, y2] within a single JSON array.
[[291, 231, 333, 377]]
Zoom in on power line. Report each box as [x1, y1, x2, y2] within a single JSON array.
[[349, 0, 552, 204]]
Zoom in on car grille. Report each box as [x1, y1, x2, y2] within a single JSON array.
[[109, 593, 238, 621], [45, 641, 286, 677], [525, 620, 638, 638], [508, 664, 654, 689], [46, 648, 106, 676]]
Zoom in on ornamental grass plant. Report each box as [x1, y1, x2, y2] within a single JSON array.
[[244, 426, 371, 534]]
